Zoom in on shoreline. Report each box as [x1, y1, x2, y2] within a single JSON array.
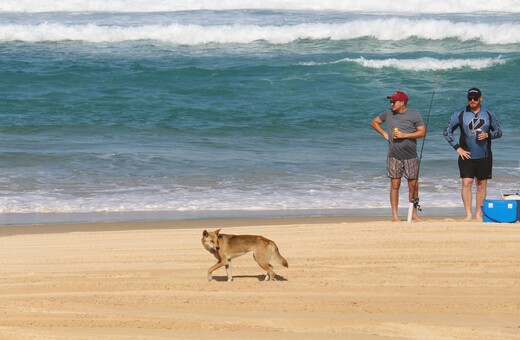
[[0, 206, 461, 228], [0, 215, 453, 237], [0, 211, 465, 237]]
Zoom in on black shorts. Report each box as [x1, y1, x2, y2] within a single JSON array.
[[458, 156, 492, 180]]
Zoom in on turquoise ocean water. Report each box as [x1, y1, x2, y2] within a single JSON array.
[[0, 1, 519, 224]]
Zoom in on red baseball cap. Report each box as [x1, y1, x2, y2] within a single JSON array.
[[387, 91, 408, 103]]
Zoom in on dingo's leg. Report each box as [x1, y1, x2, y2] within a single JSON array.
[[254, 251, 276, 281], [257, 261, 276, 281], [225, 260, 233, 282], [207, 261, 226, 281]]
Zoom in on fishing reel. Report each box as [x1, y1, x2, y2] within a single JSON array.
[[412, 197, 422, 211]]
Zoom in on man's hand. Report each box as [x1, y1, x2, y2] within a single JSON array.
[[456, 147, 471, 160], [477, 131, 489, 141]]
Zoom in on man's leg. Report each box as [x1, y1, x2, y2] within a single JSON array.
[[407, 178, 420, 221], [390, 178, 401, 222], [475, 179, 487, 222], [461, 178, 474, 221]]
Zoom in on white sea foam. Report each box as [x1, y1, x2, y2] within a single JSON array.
[[0, 0, 518, 14], [0, 181, 463, 214], [1, 176, 513, 215], [1, 19, 519, 44], [302, 57, 508, 71]]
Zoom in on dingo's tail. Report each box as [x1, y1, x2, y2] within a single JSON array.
[[275, 246, 288, 268]]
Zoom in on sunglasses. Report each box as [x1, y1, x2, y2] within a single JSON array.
[[467, 96, 480, 102]]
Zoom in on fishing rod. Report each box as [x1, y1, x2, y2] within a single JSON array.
[[407, 75, 439, 223]]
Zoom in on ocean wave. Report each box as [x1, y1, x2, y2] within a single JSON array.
[[1, 19, 519, 45], [0, 0, 518, 14], [302, 57, 508, 71]]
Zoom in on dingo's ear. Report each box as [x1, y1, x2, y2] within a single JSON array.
[[202, 230, 208, 237], [215, 228, 221, 235]]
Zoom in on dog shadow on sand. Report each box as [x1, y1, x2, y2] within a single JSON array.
[[211, 274, 288, 282]]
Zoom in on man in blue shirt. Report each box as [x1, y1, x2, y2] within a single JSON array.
[[443, 88, 502, 222]]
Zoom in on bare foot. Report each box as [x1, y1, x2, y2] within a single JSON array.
[[462, 216, 473, 222], [475, 215, 483, 222]]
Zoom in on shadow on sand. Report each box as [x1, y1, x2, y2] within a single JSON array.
[[212, 274, 288, 282]]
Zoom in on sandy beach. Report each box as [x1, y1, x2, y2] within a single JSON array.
[[0, 216, 519, 339]]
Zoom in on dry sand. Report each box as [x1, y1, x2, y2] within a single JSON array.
[[0, 216, 519, 339]]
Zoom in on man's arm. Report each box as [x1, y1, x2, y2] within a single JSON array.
[[370, 116, 389, 141], [443, 111, 461, 150], [443, 110, 471, 160], [488, 110, 503, 140]]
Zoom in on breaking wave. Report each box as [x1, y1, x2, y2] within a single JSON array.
[[0, 0, 519, 14], [1, 19, 519, 45], [302, 57, 509, 71]]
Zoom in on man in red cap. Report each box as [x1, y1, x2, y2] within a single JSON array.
[[371, 91, 426, 222]]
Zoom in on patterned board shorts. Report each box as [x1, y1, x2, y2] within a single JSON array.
[[386, 157, 419, 179]]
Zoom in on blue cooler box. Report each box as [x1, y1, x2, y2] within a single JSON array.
[[482, 199, 518, 223]]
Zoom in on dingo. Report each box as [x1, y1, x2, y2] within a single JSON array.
[[201, 228, 288, 281]]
